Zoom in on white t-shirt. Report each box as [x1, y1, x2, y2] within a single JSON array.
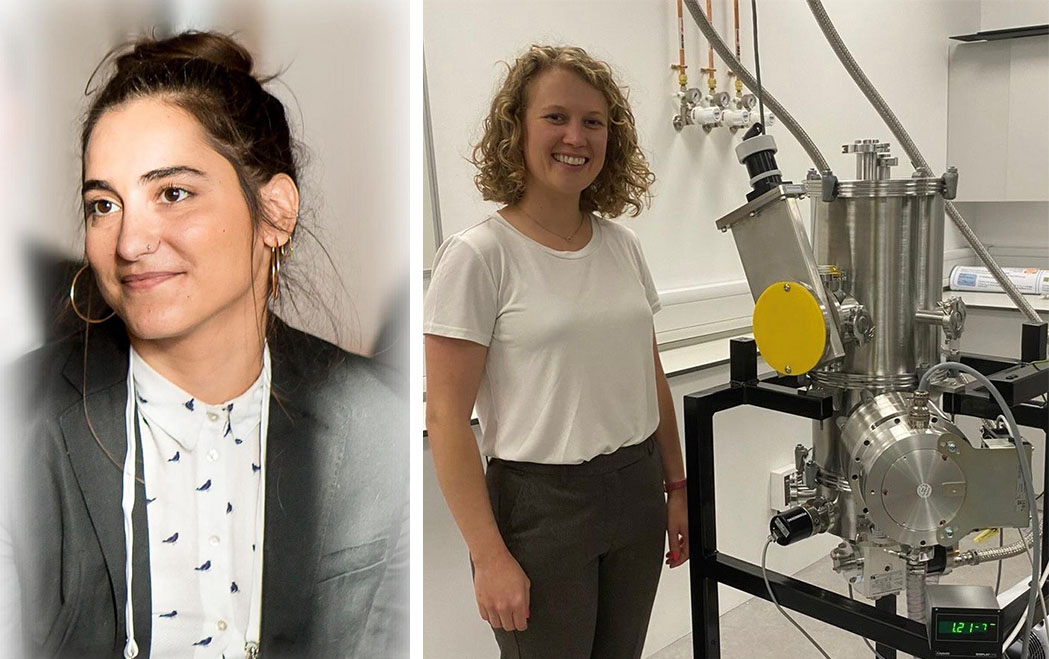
[[424, 212, 661, 464]]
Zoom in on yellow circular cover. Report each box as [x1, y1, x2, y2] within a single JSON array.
[[752, 281, 827, 375]]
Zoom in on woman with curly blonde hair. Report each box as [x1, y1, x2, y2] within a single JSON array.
[[425, 45, 688, 657]]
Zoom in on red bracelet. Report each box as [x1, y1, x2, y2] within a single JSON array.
[[664, 478, 687, 493]]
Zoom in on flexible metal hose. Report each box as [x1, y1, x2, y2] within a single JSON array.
[[954, 528, 1035, 567], [681, 0, 831, 172], [906, 559, 928, 624], [806, 0, 1044, 325]]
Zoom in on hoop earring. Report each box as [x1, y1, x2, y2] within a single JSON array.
[[70, 265, 116, 324], [270, 241, 290, 301]]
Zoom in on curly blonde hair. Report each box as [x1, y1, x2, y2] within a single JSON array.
[[471, 45, 654, 218]]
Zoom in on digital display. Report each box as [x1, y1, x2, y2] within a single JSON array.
[[935, 617, 997, 641]]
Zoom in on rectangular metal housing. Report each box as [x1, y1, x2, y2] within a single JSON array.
[[925, 584, 1001, 658], [715, 184, 845, 364]]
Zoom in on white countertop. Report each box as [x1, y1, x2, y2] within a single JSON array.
[[659, 333, 752, 377]]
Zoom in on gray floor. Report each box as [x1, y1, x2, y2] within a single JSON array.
[[650, 531, 1039, 659]]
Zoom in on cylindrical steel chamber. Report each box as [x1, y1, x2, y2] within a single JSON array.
[[804, 176, 946, 380], [802, 145, 950, 548]]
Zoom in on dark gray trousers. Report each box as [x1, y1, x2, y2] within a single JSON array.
[[484, 437, 667, 659]]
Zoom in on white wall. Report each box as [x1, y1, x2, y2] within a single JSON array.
[[979, 0, 1049, 32], [426, 0, 981, 344], [947, 36, 1049, 202], [3, 0, 408, 356], [950, 202, 1049, 268]]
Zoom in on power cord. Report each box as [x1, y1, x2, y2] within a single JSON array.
[[1004, 544, 1049, 651], [846, 585, 889, 659], [1021, 534, 1049, 631], [750, 0, 766, 128], [998, 528, 1006, 595], [761, 536, 834, 659]]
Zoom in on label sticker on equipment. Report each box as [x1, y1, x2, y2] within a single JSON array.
[[869, 570, 905, 597]]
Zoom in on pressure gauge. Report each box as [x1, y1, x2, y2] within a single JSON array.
[[684, 88, 702, 105], [714, 91, 732, 109], [741, 93, 758, 110]]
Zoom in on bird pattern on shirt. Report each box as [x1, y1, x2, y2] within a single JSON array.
[[133, 350, 265, 658]]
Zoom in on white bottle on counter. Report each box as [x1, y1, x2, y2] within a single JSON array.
[[949, 266, 1049, 295]]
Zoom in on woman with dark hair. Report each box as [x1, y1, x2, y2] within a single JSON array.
[[12, 32, 407, 658], [424, 45, 689, 658]]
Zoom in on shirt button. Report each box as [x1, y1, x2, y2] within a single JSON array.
[[216, 619, 227, 631], [207, 449, 220, 462], [206, 411, 220, 422], [209, 535, 221, 546]]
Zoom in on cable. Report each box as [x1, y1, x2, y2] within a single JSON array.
[[761, 536, 835, 659], [999, 528, 1006, 595], [749, 0, 765, 129], [846, 585, 889, 659], [919, 362, 1040, 659], [1021, 534, 1049, 631], [1004, 546, 1049, 651]]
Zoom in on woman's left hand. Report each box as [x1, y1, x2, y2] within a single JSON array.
[[665, 489, 689, 568]]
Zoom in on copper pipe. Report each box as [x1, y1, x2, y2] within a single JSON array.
[[705, 0, 716, 91], [733, 0, 743, 93], [733, 0, 741, 59], [674, 0, 688, 90]]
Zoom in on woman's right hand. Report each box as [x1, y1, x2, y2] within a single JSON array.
[[473, 549, 531, 631], [427, 334, 531, 630]]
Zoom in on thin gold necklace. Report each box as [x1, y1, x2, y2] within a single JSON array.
[[519, 207, 588, 243]]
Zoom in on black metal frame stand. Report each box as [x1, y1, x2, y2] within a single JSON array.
[[684, 324, 1048, 659]]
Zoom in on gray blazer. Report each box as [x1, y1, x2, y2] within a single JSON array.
[[11, 318, 408, 658]]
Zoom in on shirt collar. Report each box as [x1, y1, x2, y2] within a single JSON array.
[[130, 347, 268, 451]]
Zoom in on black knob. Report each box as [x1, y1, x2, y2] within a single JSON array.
[[735, 123, 785, 202], [770, 506, 815, 546]]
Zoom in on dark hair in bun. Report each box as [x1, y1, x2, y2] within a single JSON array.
[[81, 31, 298, 232]]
